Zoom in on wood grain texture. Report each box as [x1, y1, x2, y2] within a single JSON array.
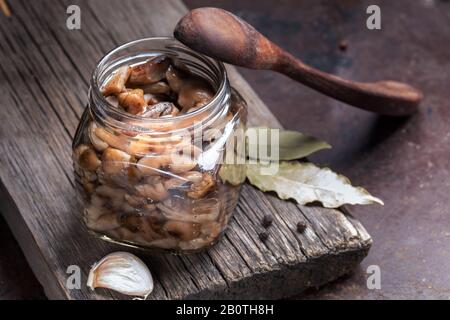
[[0, 0, 371, 299]]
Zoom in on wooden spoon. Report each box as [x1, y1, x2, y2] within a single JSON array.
[[174, 7, 423, 116]]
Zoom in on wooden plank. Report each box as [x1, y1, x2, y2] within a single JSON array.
[[0, 0, 372, 299]]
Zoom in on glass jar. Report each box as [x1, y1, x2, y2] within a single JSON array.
[[72, 37, 247, 253]]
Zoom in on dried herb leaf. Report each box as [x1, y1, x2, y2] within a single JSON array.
[[246, 162, 383, 208], [246, 127, 330, 161], [219, 163, 246, 186]]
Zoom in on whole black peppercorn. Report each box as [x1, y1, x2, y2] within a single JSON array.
[[339, 40, 348, 51], [296, 221, 307, 233], [259, 231, 269, 242], [262, 214, 273, 228]]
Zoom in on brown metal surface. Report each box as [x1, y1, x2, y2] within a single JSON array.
[[1, 0, 449, 299]]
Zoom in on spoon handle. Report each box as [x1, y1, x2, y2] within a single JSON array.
[[174, 7, 423, 116], [275, 51, 423, 116]]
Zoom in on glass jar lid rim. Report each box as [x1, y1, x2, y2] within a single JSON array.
[[90, 37, 229, 128]]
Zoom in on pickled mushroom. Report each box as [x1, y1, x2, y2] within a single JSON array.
[[78, 146, 101, 172], [177, 76, 214, 110], [165, 63, 191, 93], [128, 55, 172, 85], [101, 147, 132, 175], [102, 66, 131, 96], [141, 81, 171, 95], [117, 89, 146, 115], [187, 173, 215, 199], [141, 102, 179, 118]]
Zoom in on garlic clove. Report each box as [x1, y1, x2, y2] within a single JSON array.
[[87, 252, 154, 299]]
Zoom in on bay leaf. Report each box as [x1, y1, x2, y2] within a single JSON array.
[[246, 127, 331, 161], [246, 161, 384, 208], [219, 163, 246, 186]]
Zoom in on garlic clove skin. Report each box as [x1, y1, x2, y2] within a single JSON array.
[[87, 252, 154, 299]]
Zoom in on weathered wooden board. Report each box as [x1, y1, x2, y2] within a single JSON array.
[[0, 0, 372, 299]]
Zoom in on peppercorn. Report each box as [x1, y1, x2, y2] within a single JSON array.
[[296, 221, 307, 233], [339, 40, 348, 51], [261, 214, 273, 228], [259, 231, 269, 242]]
